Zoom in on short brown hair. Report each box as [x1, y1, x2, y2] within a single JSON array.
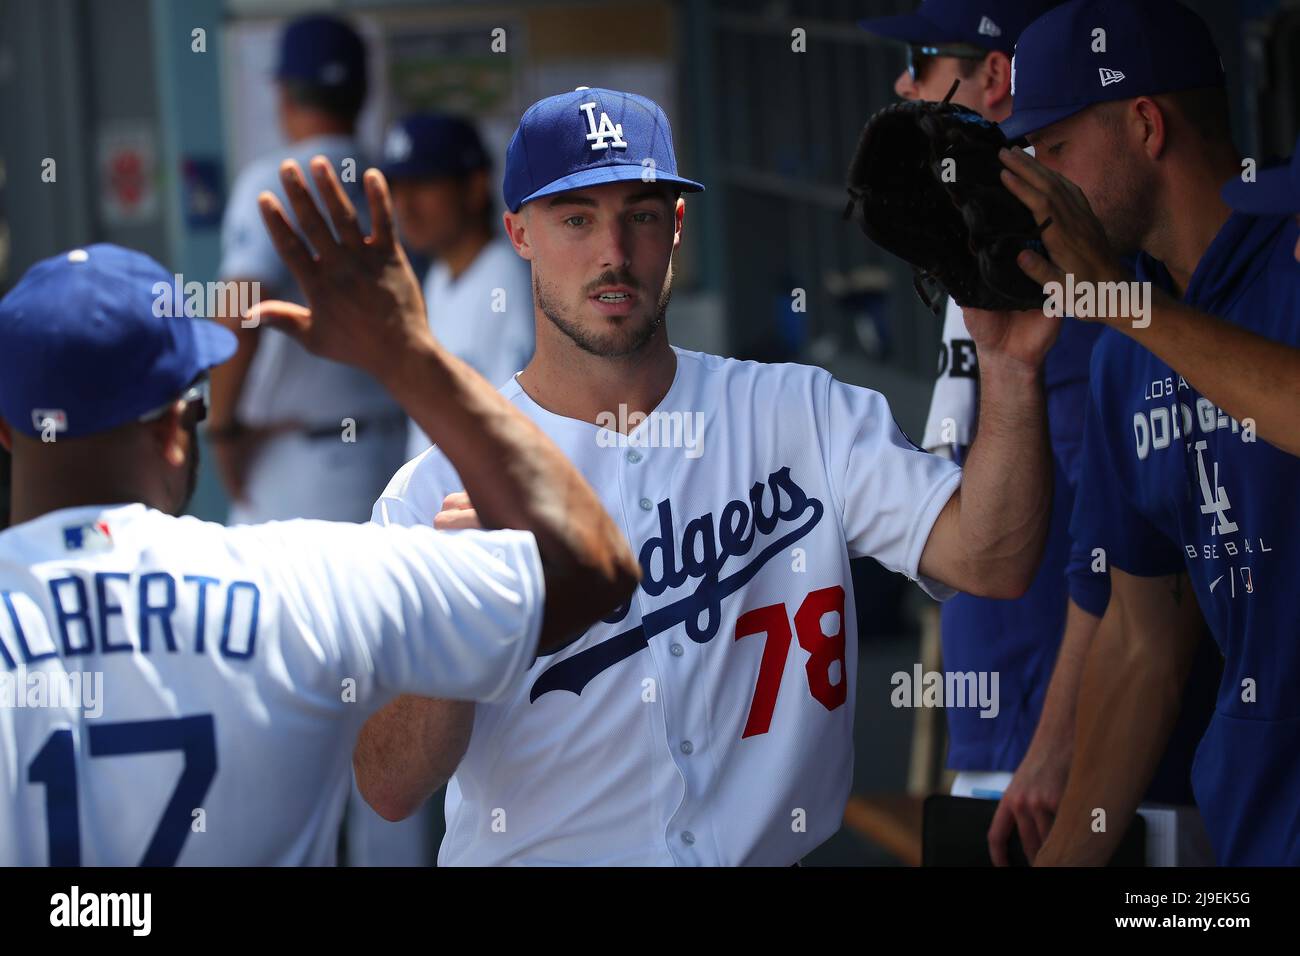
[[1095, 87, 1233, 146]]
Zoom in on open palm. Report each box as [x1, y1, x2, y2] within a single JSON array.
[[248, 157, 430, 382]]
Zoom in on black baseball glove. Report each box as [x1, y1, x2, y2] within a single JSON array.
[[844, 85, 1050, 315]]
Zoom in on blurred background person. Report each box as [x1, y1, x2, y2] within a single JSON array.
[[209, 12, 405, 523], [379, 113, 535, 461]]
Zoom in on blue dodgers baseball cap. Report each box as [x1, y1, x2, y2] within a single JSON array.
[[502, 87, 704, 213], [0, 245, 236, 439], [1223, 135, 1300, 215], [274, 14, 366, 93], [1000, 0, 1225, 141], [858, 0, 1063, 55], [379, 113, 490, 181]]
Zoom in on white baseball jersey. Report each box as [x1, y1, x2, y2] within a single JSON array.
[[374, 347, 962, 865], [407, 236, 535, 461], [0, 503, 543, 866]]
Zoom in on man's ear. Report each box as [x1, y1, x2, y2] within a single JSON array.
[[673, 197, 685, 251], [503, 207, 533, 260], [148, 404, 188, 468], [0, 416, 11, 453], [1134, 97, 1168, 160], [982, 51, 1013, 115]]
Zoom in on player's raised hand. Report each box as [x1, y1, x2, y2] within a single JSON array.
[[998, 146, 1133, 297], [248, 157, 431, 382], [960, 304, 1062, 374]]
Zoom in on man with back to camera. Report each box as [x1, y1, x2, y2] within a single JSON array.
[[210, 13, 405, 520], [987, 0, 1300, 865], [352, 86, 1070, 866], [379, 113, 535, 461], [0, 160, 639, 865]]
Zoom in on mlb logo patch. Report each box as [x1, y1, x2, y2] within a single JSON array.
[[63, 521, 114, 553], [32, 408, 68, 433], [977, 16, 1002, 38], [1099, 67, 1126, 88]]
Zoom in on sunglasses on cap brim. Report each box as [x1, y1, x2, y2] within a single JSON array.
[[907, 43, 989, 81]]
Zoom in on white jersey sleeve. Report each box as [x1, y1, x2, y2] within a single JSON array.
[[817, 375, 962, 599], [234, 518, 544, 704], [373, 450, 465, 529]]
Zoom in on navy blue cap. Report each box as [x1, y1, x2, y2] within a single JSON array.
[[0, 245, 236, 439], [1000, 0, 1225, 141], [380, 114, 490, 181], [859, 0, 1063, 55], [502, 87, 704, 213], [1223, 136, 1300, 216], [274, 14, 366, 93]]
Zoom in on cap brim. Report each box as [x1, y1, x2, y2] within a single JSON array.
[[191, 317, 238, 371], [1221, 164, 1300, 216], [857, 12, 959, 46], [515, 165, 704, 212], [998, 104, 1089, 142]]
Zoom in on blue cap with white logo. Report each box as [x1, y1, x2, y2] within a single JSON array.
[[379, 113, 490, 181], [274, 14, 366, 94], [0, 244, 236, 439], [859, 0, 1063, 55], [1000, 0, 1225, 142], [502, 87, 704, 213], [1222, 135, 1300, 216]]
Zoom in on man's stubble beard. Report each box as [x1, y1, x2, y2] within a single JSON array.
[[534, 265, 673, 359], [1090, 148, 1159, 259]]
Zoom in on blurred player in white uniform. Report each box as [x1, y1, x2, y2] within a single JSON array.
[[381, 114, 535, 461], [210, 14, 405, 523], [354, 88, 1065, 866], [0, 160, 638, 865]]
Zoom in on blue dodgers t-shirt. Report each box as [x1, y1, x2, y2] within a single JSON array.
[[942, 317, 1100, 772], [1070, 212, 1300, 865]]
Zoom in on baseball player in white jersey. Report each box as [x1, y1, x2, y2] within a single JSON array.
[[211, 14, 406, 524], [0, 159, 639, 865], [354, 88, 1063, 866]]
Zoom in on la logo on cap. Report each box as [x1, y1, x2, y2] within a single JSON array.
[[579, 100, 627, 152], [1099, 67, 1126, 88]]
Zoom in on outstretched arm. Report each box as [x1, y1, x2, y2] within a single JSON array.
[[250, 157, 640, 653], [918, 305, 1060, 598], [1001, 145, 1300, 458]]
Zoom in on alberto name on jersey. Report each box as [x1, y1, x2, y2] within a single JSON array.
[[0, 504, 544, 866]]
